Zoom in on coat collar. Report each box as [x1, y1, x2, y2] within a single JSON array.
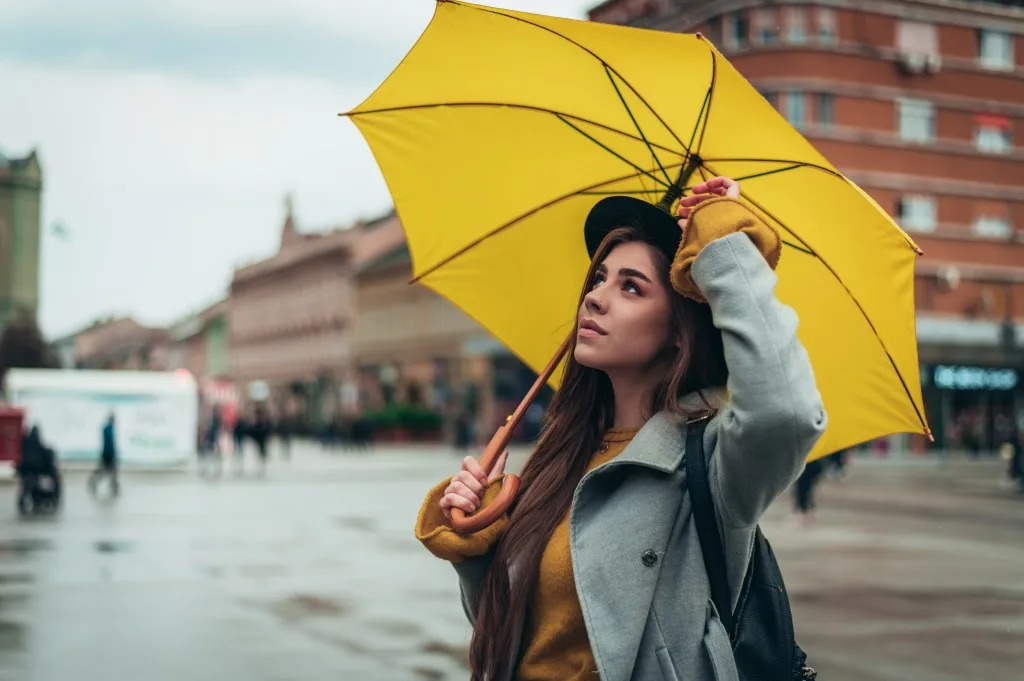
[[611, 387, 727, 473]]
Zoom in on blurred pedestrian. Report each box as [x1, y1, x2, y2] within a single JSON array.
[[250, 405, 271, 475], [89, 413, 120, 499], [793, 458, 824, 525], [825, 448, 848, 481]]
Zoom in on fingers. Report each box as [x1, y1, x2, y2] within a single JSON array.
[[439, 490, 478, 517], [446, 479, 481, 508], [676, 176, 741, 223], [461, 456, 488, 487], [447, 469, 485, 498], [487, 450, 509, 483], [440, 453, 509, 520]]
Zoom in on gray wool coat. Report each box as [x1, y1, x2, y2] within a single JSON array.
[[455, 232, 827, 681]]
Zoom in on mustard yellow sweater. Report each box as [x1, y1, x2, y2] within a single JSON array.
[[415, 429, 637, 681]]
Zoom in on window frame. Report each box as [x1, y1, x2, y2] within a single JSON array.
[[898, 195, 937, 233], [898, 98, 935, 143]]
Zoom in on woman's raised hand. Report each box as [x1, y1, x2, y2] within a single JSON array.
[[439, 451, 509, 521], [676, 176, 741, 229]]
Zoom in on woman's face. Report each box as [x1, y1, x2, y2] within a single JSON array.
[[573, 240, 675, 374]]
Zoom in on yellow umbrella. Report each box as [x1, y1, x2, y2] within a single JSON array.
[[343, 1, 930, 464]]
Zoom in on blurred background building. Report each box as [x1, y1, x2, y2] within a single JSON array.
[[0, 149, 42, 333], [589, 0, 1024, 452], [58, 317, 171, 371]]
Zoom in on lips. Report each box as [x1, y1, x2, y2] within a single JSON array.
[[579, 318, 607, 335]]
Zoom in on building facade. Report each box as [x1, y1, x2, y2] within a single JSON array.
[[168, 300, 231, 380], [353, 243, 547, 442], [69, 317, 171, 371], [591, 0, 1024, 450], [227, 199, 405, 425], [0, 149, 42, 332]]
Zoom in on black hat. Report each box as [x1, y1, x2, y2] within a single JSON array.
[[583, 195, 682, 260]]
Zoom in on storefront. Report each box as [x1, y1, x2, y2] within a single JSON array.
[[921, 362, 1023, 452]]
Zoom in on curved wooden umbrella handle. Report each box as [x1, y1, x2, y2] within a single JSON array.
[[449, 335, 572, 536], [450, 424, 521, 535]]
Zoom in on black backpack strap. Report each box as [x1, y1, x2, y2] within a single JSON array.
[[684, 416, 735, 634]]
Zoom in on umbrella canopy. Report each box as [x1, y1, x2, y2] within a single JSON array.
[[344, 0, 930, 459]]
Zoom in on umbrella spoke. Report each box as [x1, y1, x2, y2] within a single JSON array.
[[468, 3, 689, 153], [345, 102, 681, 157], [704, 159, 930, 434], [410, 159, 692, 283], [557, 115, 671, 189], [701, 156, 844, 179], [603, 65, 673, 186], [689, 49, 717, 161]]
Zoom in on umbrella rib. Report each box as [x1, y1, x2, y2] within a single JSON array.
[[409, 159, 692, 284], [602, 65, 672, 185], [703, 159, 930, 435], [464, 3, 689, 151], [556, 115, 670, 189], [701, 156, 845, 179], [345, 101, 682, 157], [692, 48, 717, 158]]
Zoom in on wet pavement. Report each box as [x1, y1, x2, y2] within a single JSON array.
[[0, 444, 1022, 681]]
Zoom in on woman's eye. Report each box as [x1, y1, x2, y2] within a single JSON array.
[[591, 274, 606, 289], [623, 279, 640, 294]]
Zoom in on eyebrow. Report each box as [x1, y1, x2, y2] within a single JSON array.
[[596, 264, 653, 284]]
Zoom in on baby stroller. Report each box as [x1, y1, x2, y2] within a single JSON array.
[[15, 427, 62, 515]]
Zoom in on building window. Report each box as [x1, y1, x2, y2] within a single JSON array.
[[817, 93, 835, 126], [898, 195, 937, 232], [897, 20, 938, 58], [784, 7, 807, 44], [979, 29, 1014, 71], [817, 7, 837, 44], [753, 8, 780, 45], [976, 121, 1012, 154], [898, 98, 935, 143], [723, 11, 748, 48], [973, 216, 1012, 238], [785, 91, 805, 126]]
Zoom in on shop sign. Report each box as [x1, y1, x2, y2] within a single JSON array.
[[933, 365, 1019, 391]]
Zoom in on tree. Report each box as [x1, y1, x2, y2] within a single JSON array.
[[0, 313, 59, 389]]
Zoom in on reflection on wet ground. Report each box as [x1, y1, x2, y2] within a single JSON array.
[[0, 445, 1021, 680]]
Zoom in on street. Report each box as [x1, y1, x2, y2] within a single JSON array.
[[1, 444, 1022, 681]]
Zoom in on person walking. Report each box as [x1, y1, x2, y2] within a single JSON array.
[[415, 177, 826, 681], [89, 413, 120, 499], [793, 458, 825, 526]]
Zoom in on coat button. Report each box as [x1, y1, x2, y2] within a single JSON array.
[[641, 550, 658, 567]]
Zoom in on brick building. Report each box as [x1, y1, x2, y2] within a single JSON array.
[[589, 0, 1023, 450], [353, 243, 546, 442], [67, 317, 171, 371], [227, 198, 405, 424]]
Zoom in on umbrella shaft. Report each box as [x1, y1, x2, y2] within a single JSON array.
[[656, 155, 702, 213]]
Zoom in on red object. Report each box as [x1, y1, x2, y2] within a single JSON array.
[[0, 406, 25, 465], [975, 113, 1011, 129]]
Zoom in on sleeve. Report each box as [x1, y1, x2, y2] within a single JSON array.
[[415, 477, 510, 563], [682, 202, 827, 528], [670, 196, 782, 303]]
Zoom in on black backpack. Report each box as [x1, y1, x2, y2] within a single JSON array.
[[685, 418, 817, 681]]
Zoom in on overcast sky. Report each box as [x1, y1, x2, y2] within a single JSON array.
[[0, 0, 595, 337]]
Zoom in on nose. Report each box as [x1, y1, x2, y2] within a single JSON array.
[[583, 286, 605, 314]]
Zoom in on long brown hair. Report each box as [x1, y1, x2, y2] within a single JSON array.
[[468, 225, 728, 680]]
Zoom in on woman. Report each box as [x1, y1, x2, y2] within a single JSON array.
[[416, 177, 826, 681]]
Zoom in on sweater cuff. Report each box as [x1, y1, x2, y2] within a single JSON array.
[[669, 196, 781, 303], [415, 477, 510, 563]]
